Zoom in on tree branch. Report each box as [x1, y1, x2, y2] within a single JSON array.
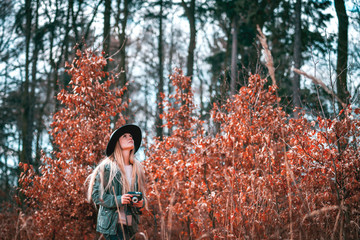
[[293, 68, 346, 109]]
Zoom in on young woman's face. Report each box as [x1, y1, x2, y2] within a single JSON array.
[[119, 133, 134, 151]]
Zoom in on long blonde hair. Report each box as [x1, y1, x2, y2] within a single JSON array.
[[86, 141, 146, 203]]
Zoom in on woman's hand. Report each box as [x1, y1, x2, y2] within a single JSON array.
[[133, 199, 144, 208], [121, 194, 133, 205]]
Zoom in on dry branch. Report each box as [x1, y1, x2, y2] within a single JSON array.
[[302, 205, 340, 223], [293, 68, 346, 108], [256, 25, 276, 87]]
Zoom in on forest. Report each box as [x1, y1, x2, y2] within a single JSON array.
[[0, 0, 360, 239]]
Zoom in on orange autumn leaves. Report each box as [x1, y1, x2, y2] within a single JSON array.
[[142, 71, 360, 239], [19, 49, 127, 239], [18, 50, 359, 239]]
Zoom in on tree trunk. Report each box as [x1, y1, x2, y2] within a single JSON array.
[[155, 0, 164, 140], [199, 71, 205, 118], [335, 0, 349, 111], [292, 0, 302, 118], [181, 0, 196, 86], [168, 18, 175, 94], [71, 0, 79, 42], [63, 0, 72, 66], [51, 0, 62, 113], [117, 0, 129, 116], [144, 76, 149, 133], [119, 0, 128, 87], [167, 17, 176, 136], [20, 0, 33, 166], [31, 0, 40, 172], [103, 0, 111, 57], [230, 14, 238, 95], [103, 0, 111, 74]]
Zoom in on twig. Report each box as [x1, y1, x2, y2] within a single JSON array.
[[14, 212, 22, 240], [149, 173, 166, 239], [332, 208, 341, 240], [284, 147, 294, 240], [302, 205, 342, 223], [108, 36, 127, 59], [293, 68, 346, 109], [112, 186, 126, 240], [256, 25, 276, 87], [132, 232, 148, 240], [167, 190, 176, 240]]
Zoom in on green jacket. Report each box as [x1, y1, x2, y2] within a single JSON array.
[[92, 164, 143, 235]]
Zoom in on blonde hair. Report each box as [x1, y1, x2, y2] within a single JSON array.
[[86, 140, 146, 204]]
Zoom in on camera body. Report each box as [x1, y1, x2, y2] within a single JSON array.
[[128, 191, 143, 204]]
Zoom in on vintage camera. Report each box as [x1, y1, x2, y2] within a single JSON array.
[[128, 191, 143, 204]]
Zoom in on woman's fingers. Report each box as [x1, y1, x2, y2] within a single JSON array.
[[121, 194, 133, 204], [121, 194, 144, 207], [133, 199, 143, 208]]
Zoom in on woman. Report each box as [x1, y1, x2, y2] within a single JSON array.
[[87, 124, 146, 240]]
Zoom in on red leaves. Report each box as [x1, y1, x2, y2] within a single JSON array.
[[18, 49, 128, 239], [141, 73, 360, 239], [15, 51, 359, 238]]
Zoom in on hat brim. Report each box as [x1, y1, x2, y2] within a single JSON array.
[[106, 124, 142, 156]]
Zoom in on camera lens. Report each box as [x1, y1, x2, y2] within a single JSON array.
[[132, 196, 139, 203]]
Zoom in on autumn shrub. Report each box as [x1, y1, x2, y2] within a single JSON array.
[[141, 68, 206, 238], [142, 71, 360, 239], [10, 48, 360, 240], [0, 202, 35, 240], [287, 108, 360, 239], [18, 49, 127, 239]]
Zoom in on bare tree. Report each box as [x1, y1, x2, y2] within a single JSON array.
[[20, 0, 33, 166], [181, 0, 196, 84], [335, 0, 349, 111], [292, 0, 302, 118], [155, 0, 164, 140], [103, 0, 111, 58], [230, 14, 238, 95]]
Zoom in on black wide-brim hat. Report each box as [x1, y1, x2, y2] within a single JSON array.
[[106, 124, 142, 156]]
